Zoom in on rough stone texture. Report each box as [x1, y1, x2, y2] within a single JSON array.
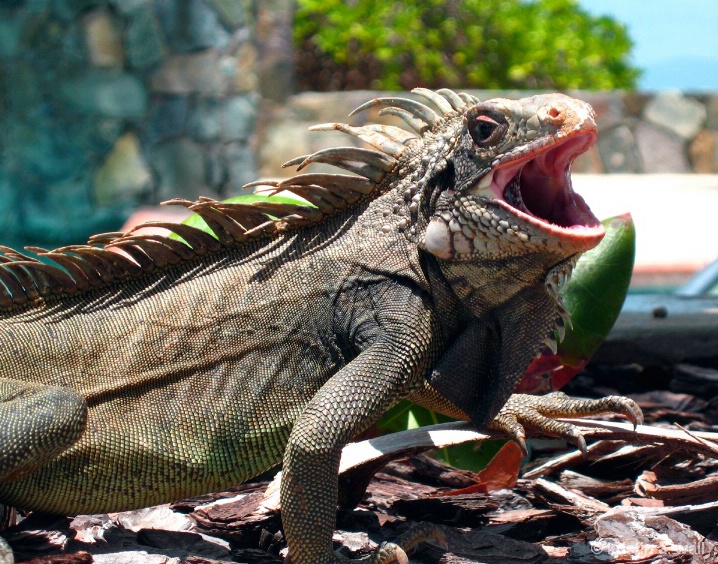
[[125, 8, 166, 69], [53, 0, 104, 21], [61, 70, 148, 117], [0, 18, 21, 59], [0, 174, 20, 241], [223, 141, 257, 194], [151, 50, 238, 95], [154, 138, 212, 200], [579, 91, 626, 130], [145, 95, 189, 142], [108, 0, 153, 14], [11, 121, 91, 181], [156, 0, 232, 53], [0, 0, 259, 248], [688, 129, 718, 174], [257, 0, 295, 103], [232, 41, 259, 92], [4, 61, 43, 115], [189, 94, 258, 142], [634, 122, 690, 173], [622, 92, 652, 118], [644, 91, 707, 140], [94, 132, 153, 205], [83, 9, 124, 68], [596, 125, 642, 174], [208, 0, 250, 27], [205, 145, 227, 188]]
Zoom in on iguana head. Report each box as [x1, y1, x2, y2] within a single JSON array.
[[331, 89, 602, 327], [280, 89, 603, 269], [399, 91, 605, 331], [420, 93, 603, 265]]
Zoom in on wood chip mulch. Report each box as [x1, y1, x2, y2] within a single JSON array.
[[5, 360, 718, 563]]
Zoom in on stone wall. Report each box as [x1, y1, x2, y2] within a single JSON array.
[[0, 0, 259, 247], [258, 89, 718, 179], [2, 0, 717, 249]]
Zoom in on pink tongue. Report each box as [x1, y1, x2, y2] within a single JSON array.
[[521, 171, 565, 225]]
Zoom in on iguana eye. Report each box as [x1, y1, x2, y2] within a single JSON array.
[[468, 110, 507, 147]]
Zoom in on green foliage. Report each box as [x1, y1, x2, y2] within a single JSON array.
[[294, 0, 640, 91], [556, 214, 635, 367]]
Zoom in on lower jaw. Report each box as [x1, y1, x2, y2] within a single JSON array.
[[424, 198, 604, 262]]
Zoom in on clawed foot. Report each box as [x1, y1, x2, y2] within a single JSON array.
[[488, 392, 643, 456], [366, 522, 447, 564], [343, 522, 448, 564], [286, 522, 447, 564]]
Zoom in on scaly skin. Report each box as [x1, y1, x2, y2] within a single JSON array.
[[0, 89, 641, 563]]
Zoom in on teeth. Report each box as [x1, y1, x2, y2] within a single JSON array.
[[546, 279, 561, 299], [545, 260, 576, 302]]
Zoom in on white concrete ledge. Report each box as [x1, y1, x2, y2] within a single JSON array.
[[575, 174, 718, 281]]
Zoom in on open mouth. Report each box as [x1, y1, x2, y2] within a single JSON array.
[[470, 132, 602, 234]]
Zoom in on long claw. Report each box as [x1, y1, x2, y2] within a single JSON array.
[[628, 403, 644, 427], [576, 434, 587, 458], [624, 405, 640, 428], [516, 436, 529, 458], [603, 396, 644, 429], [434, 527, 449, 551]]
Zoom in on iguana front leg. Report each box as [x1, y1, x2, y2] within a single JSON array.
[[0, 379, 87, 482], [281, 287, 443, 564]]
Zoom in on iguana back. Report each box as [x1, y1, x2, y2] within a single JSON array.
[[0, 187, 427, 512]]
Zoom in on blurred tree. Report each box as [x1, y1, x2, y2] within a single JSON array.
[[294, 0, 640, 91]]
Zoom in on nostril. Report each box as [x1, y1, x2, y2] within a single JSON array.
[[548, 107, 560, 119]]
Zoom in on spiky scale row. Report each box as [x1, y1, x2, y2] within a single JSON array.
[[309, 123, 408, 158], [350, 95, 443, 132], [0, 88, 475, 313]]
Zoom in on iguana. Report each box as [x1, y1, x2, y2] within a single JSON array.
[[0, 88, 641, 563]]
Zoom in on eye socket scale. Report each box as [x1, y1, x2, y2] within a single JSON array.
[[467, 109, 508, 148]]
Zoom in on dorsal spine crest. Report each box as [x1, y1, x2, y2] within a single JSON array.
[[0, 89, 475, 312]]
